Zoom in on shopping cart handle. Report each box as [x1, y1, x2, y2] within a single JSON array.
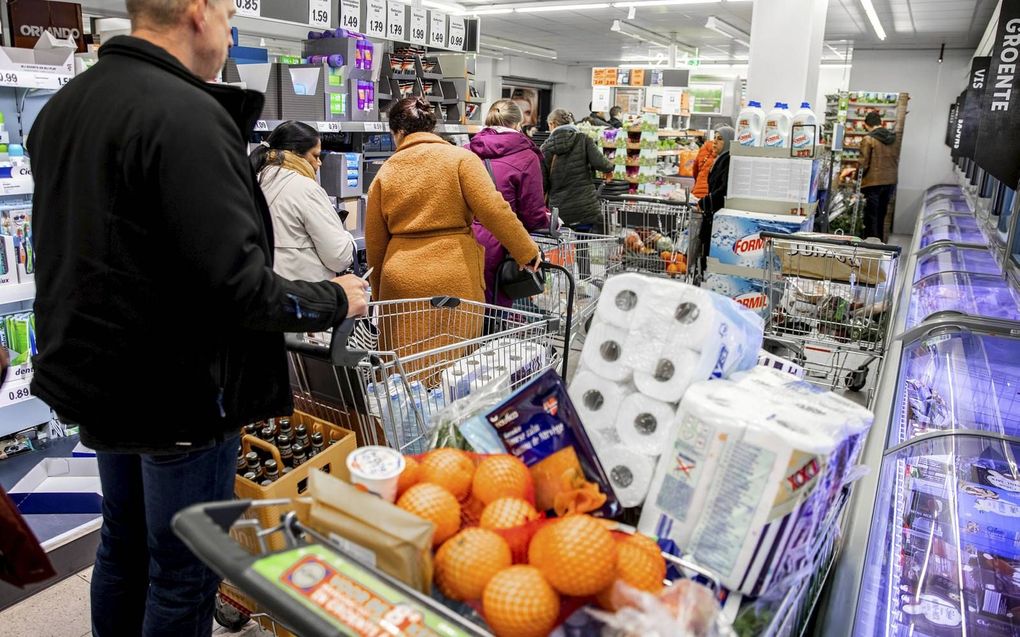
[[172, 501, 258, 581], [284, 319, 367, 368]]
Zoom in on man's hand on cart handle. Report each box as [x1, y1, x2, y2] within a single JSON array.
[[333, 274, 370, 318]]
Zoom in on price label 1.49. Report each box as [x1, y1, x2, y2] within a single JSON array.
[[340, 0, 362, 32], [234, 0, 260, 18], [429, 11, 447, 48]]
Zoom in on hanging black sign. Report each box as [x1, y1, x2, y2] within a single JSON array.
[[951, 90, 966, 156], [954, 57, 990, 158], [975, 0, 1020, 185], [945, 99, 959, 148]]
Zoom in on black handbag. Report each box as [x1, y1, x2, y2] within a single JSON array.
[[481, 158, 544, 300]]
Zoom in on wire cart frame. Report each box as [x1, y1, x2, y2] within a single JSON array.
[[761, 232, 902, 402], [601, 194, 703, 284]]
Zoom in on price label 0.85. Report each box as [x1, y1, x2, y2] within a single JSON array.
[[365, 0, 386, 38], [339, 0, 362, 32], [409, 6, 427, 45], [309, 0, 331, 28], [387, 1, 406, 41], [448, 18, 465, 51], [429, 11, 447, 48], [234, 0, 260, 18]]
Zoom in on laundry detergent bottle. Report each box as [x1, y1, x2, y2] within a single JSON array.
[[763, 102, 792, 148], [736, 100, 765, 147], [791, 101, 818, 150]]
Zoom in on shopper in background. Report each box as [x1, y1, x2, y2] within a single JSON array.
[[691, 136, 716, 200], [251, 121, 357, 281], [583, 102, 612, 127], [27, 1, 368, 636], [366, 97, 541, 357], [857, 111, 899, 240], [609, 106, 625, 129], [699, 126, 736, 269], [468, 99, 551, 307], [542, 108, 616, 231]]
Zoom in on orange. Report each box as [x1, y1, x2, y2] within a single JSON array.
[[528, 515, 617, 597], [435, 528, 512, 601], [480, 497, 541, 560], [471, 454, 532, 505], [396, 483, 461, 546], [419, 448, 475, 500], [396, 456, 420, 498], [482, 566, 560, 637], [596, 534, 667, 610]]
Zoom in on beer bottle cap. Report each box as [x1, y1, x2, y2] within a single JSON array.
[[265, 459, 278, 471], [278, 434, 292, 447]]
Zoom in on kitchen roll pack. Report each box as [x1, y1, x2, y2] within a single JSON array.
[[569, 274, 765, 509], [638, 367, 873, 597]]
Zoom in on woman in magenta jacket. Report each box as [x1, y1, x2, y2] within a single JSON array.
[[468, 99, 551, 306]]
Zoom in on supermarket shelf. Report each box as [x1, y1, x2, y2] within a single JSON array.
[[252, 120, 480, 135], [847, 102, 898, 108], [0, 176, 33, 196], [657, 150, 684, 156], [0, 395, 49, 438], [0, 70, 71, 91], [603, 142, 646, 150], [0, 281, 35, 305], [659, 130, 703, 137]]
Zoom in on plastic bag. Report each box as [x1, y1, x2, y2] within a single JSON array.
[[427, 374, 511, 453], [588, 579, 735, 637]]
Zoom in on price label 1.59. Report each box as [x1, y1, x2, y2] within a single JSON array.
[[234, 0, 260, 18], [309, 0, 331, 28]]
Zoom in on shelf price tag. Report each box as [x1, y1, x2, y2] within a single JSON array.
[[317, 121, 342, 133], [366, 121, 386, 132], [447, 18, 465, 51], [309, 0, 331, 28], [1, 379, 32, 407], [409, 6, 427, 45], [233, 0, 260, 18], [0, 70, 21, 87], [387, 1, 406, 41], [340, 0, 362, 32], [365, 0, 386, 37], [429, 11, 447, 48]]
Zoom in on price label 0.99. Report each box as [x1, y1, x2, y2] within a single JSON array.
[[309, 0, 331, 28], [429, 11, 447, 48], [409, 6, 427, 45], [448, 18, 465, 51], [316, 121, 342, 133], [234, 0, 260, 18], [365, 0, 386, 38], [340, 0, 362, 32], [387, 1, 406, 41]]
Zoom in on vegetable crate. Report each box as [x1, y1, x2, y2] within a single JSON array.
[[760, 232, 902, 403], [600, 195, 702, 284]]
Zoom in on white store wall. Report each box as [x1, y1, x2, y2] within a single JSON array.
[[848, 48, 973, 234]]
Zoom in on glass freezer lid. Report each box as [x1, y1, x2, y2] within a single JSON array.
[[854, 435, 1020, 637], [919, 217, 986, 249], [907, 272, 1020, 329], [915, 246, 1001, 282]]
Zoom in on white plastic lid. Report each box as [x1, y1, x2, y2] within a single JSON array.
[[346, 445, 405, 479]]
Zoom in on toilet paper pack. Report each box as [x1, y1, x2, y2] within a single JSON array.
[[709, 209, 813, 270]]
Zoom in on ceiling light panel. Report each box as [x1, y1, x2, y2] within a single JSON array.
[[859, 0, 887, 40]]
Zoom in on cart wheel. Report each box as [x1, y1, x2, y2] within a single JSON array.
[[214, 595, 251, 632], [845, 368, 868, 393]]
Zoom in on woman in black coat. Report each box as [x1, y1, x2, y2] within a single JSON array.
[[699, 126, 736, 270], [541, 109, 616, 231]]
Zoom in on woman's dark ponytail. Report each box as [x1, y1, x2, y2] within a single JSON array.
[[249, 120, 321, 175]]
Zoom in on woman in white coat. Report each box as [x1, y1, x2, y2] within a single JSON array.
[[250, 121, 356, 281]]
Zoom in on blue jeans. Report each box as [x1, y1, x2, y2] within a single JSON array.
[[91, 436, 240, 637]]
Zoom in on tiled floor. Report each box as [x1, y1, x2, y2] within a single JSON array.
[[0, 566, 272, 637]]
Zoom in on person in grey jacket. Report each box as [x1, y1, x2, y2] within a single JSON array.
[[251, 121, 356, 281], [541, 109, 615, 230]]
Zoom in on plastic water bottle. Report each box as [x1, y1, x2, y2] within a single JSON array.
[[736, 101, 765, 147], [763, 102, 792, 148], [791, 102, 818, 150]]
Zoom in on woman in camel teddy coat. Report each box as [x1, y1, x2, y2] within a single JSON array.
[[366, 98, 541, 367]]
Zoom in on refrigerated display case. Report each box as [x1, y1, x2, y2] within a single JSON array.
[[918, 214, 986, 249], [913, 244, 1000, 282], [906, 271, 1020, 328]]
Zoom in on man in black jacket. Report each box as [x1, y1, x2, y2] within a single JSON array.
[[28, 1, 367, 634]]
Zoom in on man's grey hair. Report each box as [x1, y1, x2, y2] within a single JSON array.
[[126, 0, 223, 26]]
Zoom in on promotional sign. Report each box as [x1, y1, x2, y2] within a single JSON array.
[[975, 0, 1020, 185], [309, 0, 331, 28], [409, 6, 428, 45], [953, 56, 990, 159], [339, 0, 362, 32], [951, 90, 966, 157], [387, 1, 406, 41], [7, 0, 85, 53], [429, 11, 447, 48], [592, 67, 617, 86], [448, 17, 465, 51], [365, 0, 386, 38], [945, 99, 960, 148]]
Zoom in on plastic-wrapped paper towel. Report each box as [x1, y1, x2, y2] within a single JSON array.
[[613, 393, 675, 456], [597, 446, 656, 508], [568, 370, 631, 446]]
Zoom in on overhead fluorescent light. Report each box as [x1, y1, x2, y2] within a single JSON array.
[[612, 0, 722, 7], [611, 18, 672, 47], [704, 15, 749, 40], [422, 0, 467, 13], [479, 35, 558, 59], [516, 2, 611, 12], [859, 0, 887, 40], [734, 38, 749, 47], [469, 7, 516, 14]]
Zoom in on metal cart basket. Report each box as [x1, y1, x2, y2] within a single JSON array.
[[601, 194, 702, 283], [760, 232, 902, 402]]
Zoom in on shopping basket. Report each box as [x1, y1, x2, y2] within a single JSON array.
[[286, 295, 562, 455], [600, 194, 702, 283]]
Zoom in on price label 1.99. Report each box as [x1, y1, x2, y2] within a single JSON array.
[[409, 6, 427, 45], [340, 0, 362, 32], [234, 0, 260, 18], [365, 0, 386, 37], [309, 0, 331, 28], [387, 1, 406, 41], [429, 11, 447, 48], [448, 18, 465, 51]]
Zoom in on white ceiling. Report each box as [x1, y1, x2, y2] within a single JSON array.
[[470, 0, 998, 65]]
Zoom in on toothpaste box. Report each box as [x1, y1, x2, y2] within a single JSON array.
[[709, 209, 813, 270], [702, 272, 771, 318]]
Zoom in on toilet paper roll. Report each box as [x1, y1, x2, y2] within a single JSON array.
[[597, 446, 655, 508], [581, 321, 632, 382], [614, 393, 675, 456], [633, 347, 700, 403], [568, 370, 631, 431], [596, 273, 649, 328]]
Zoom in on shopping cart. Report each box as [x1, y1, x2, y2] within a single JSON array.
[[287, 295, 563, 455], [601, 194, 702, 283], [176, 498, 725, 637], [760, 232, 902, 403]]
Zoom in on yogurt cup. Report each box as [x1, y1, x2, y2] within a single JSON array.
[[346, 446, 405, 502]]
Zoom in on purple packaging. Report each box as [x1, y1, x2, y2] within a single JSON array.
[[484, 370, 621, 518]]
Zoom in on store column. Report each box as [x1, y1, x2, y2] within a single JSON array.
[[745, 0, 828, 109]]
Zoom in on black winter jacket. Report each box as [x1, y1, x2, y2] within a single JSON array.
[[699, 151, 731, 270], [541, 126, 615, 227], [28, 37, 349, 453]]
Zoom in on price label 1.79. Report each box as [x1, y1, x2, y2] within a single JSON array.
[[234, 0, 260, 18], [365, 0, 386, 37], [429, 11, 447, 48], [387, 1, 406, 41], [409, 6, 428, 45]]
